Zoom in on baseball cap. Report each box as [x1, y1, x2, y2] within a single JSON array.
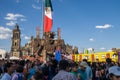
[[108, 66, 120, 76], [80, 61, 88, 67]]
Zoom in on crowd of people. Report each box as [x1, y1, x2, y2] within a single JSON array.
[[0, 56, 120, 80]]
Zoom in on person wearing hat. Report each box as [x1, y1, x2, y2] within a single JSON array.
[[107, 66, 120, 80], [77, 61, 88, 80], [83, 59, 93, 80]]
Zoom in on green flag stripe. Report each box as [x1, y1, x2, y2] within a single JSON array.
[[45, 0, 53, 11]]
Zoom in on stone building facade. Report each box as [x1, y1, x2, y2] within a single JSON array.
[[11, 24, 21, 57], [11, 24, 78, 58]]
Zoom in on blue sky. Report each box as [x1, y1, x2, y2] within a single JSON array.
[[0, 0, 120, 52]]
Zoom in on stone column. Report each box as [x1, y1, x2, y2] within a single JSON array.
[[42, 50, 46, 62]]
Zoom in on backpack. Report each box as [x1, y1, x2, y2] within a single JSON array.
[[17, 74, 23, 80]]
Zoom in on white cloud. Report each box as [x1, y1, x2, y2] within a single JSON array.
[[95, 24, 112, 29], [4, 13, 26, 26], [15, 14, 24, 17], [24, 36, 30, 40], [4, 13, 25, 21], [0, 34, 10, 39], [6, 21, 17, 26], [21, 34, 30, 40], [32, 4, 41, 10], [89, 38, 94, 42], [0, 26, 12, 39], [0, 27, 12, 33], [100, 47, 106, 50], [20, 18, 27, 21], [21, 34, 24, 37], [4, 13, 17, 20]]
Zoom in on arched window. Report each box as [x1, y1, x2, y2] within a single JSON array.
[[15, 42, 17, 46]]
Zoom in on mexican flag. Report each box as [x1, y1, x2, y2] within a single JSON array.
[[44, 0, 53, 32]]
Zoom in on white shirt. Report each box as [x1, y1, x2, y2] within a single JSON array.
[[1, 73, 11, 80], [52, 70, 77, 80]]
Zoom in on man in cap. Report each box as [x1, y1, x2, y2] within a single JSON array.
[[107, 66, 120, 80], [77, 61, 88, 80]]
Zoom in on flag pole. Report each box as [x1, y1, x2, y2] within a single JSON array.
[[42, 0, 45, 38]]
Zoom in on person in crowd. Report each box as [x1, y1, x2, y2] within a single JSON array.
[[77, 61, 88, 80], [48, 59, 58, 80], [31, 71, 44, 80], [42, 61, 49, 80], [70, 62, 78, 79], [91, 62, 96, 80], [0, 60, 5, 75], [27, 63, 36, 80], [99, 67, 107, 80], [83, 59, 93, 80], [107, 66, 120, 80], [95, 67, 100, 80], [105, 58, 114, 73], [0, 61, 3, 78], [52, 60, 77, 80], [23, 60, 30, 80], [1, 62, 14, 80], [11, 65, 24, 80]]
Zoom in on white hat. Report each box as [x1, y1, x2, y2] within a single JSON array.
[[108, 66, 120, 76], [80, 61, 88, 67]]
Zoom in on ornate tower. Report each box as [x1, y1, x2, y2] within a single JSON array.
[[11, 24, 21, 57], [57, 27, 61, 40], [36, 26, 40, 39]]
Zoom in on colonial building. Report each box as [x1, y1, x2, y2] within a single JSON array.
[[11, 24, 78, 58], [11, 24, 21, 57], [23, 27, 67, 56]]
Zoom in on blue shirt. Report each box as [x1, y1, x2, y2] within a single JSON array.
[[86, 66, 93, 80], [27, 68, 35, 80], [77, 68, 87, 80], [55, 50, 61, 62]]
